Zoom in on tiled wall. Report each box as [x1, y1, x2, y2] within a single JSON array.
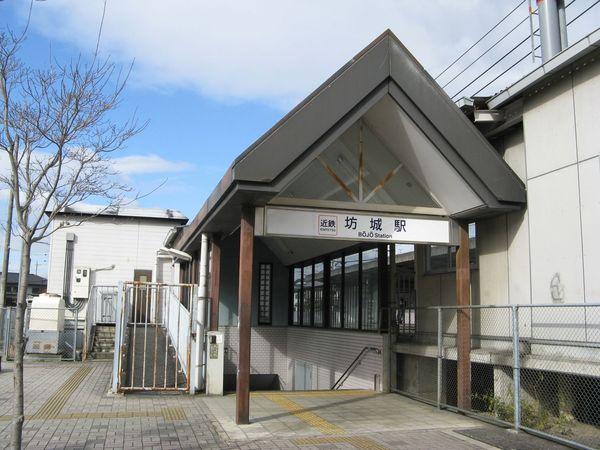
[[221, 326, 289, 388]]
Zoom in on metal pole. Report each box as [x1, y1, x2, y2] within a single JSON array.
[[196, 233, 209, 392], [437, 306, 442, 409], [111, 282, 124, 393], [528, 0, 537, 62], [538, 0, 563, 62], [557, 0, 568, 50], [73, 309, 78, 361], [512, 305, 521, 431]]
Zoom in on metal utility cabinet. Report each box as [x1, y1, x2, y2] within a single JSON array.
[[205, 331, 224, 395]]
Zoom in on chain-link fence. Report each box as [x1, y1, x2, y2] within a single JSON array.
[[394, 304, 600, 449], [1, 305, 84, 361]]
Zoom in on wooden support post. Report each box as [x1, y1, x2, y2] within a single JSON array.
[[236, 207, 254, 424], [456, 222, 471, 410], [209, 237, 221, 332]]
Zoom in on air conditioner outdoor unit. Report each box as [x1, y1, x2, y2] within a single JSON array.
[[26, 293, 65, 355], [72, 267, 90, 299]]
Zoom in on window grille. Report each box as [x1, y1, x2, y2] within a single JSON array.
[[258, 263, 273, 325]]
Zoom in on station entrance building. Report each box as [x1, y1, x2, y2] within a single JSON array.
[[173, 30, 534, 424]]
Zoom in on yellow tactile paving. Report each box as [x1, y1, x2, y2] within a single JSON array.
[[292, 435, 389, 450], [263, 393, 345, 435], [30, 365, 92, 420], [0, 407, 187, 421], [252, 389, 376, 398], [161, 406, 186, 421]]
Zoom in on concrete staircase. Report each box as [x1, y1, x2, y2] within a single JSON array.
[[90, 324, 116, 360]]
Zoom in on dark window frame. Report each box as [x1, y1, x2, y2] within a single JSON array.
[[288, 243, 381, 333], [424, 223, 478, 275]]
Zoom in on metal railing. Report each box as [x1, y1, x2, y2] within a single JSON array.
[[331, 346, 381, 390], [393, 303, 600, 450], [111, 282, 197, 393]]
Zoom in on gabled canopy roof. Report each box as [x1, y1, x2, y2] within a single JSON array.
[[175, 30, 525, 252]]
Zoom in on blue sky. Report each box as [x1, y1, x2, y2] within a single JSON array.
[[0, 0, 598, 276]]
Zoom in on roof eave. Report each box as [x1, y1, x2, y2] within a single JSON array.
[[488, 27, 600, 109]]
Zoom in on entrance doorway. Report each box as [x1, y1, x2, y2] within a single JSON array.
[[133, 269, 152, 323]]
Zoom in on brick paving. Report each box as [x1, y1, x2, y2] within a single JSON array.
[[0, 360, 539, 449]]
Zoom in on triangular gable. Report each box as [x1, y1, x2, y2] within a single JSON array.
[[232, 30, 525, 213], [175, 30, 526, 250]]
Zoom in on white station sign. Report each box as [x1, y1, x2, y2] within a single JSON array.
[[256, 206, 456, 245]]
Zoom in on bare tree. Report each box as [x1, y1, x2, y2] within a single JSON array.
[[0, 28, 142, 448]]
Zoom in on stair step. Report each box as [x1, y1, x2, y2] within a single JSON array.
[[90, 352, 114, 360], [91, 348, 114, 353]]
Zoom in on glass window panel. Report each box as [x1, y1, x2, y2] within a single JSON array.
[[361, 249, 379, 330], [427, 223, 477, 272], [427, 245, 449, 272], [293, 267, 302, 325], [313, 262, 324, 327], [469, 222, 478, 268], [330, 257, 343, 328], [344, 253, 360, 329], [302, 263, 313, 326]]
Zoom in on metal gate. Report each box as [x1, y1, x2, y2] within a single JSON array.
[[111, 282, 196, 392]]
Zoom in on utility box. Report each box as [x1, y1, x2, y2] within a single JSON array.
[[205, 331, 224, 395], [72, 267, 90, 299], [26, 294, 65, 355]]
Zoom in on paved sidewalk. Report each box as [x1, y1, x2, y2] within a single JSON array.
[[0, 361, 224, 449], [0, 360, 563, 449], [201, 390, 495, 449]]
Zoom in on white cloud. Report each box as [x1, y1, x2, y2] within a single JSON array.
[[17, 0, 568, 109], [113, 154, 193, 175]]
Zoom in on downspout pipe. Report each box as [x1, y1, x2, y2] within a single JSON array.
[[537, 0, 565, 62], [195, 233, 210, 392]]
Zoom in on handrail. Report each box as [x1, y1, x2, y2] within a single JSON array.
[[331, 346, 381, 390]]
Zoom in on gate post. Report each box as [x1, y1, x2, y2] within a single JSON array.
[[236, 206, 254, 425], [456, 221, 471, 410], [111, 282, 124, 393], [512, 305, 521, 431], [437, 306, 442, 409]]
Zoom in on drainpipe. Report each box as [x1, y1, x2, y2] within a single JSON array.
[[537, 0, 566, 62], [195, 233, 210, 392]]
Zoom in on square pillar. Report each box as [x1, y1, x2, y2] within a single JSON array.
[[209, 237, 221, 332], [456, 222, 471, 410], [236, 207, 254, 424]]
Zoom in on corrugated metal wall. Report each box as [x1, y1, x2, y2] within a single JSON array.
[[287, 328, 383, 391], [222, 326, 384, 391]]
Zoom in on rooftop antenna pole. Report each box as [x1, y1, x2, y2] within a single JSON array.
[[558, 0, 568, 50], [537, 0, 565, 62]]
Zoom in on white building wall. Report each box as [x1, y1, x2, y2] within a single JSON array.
[[522, 57, 600, 304], [47, 215, 180, 295], [417, 58, 600, 308]]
